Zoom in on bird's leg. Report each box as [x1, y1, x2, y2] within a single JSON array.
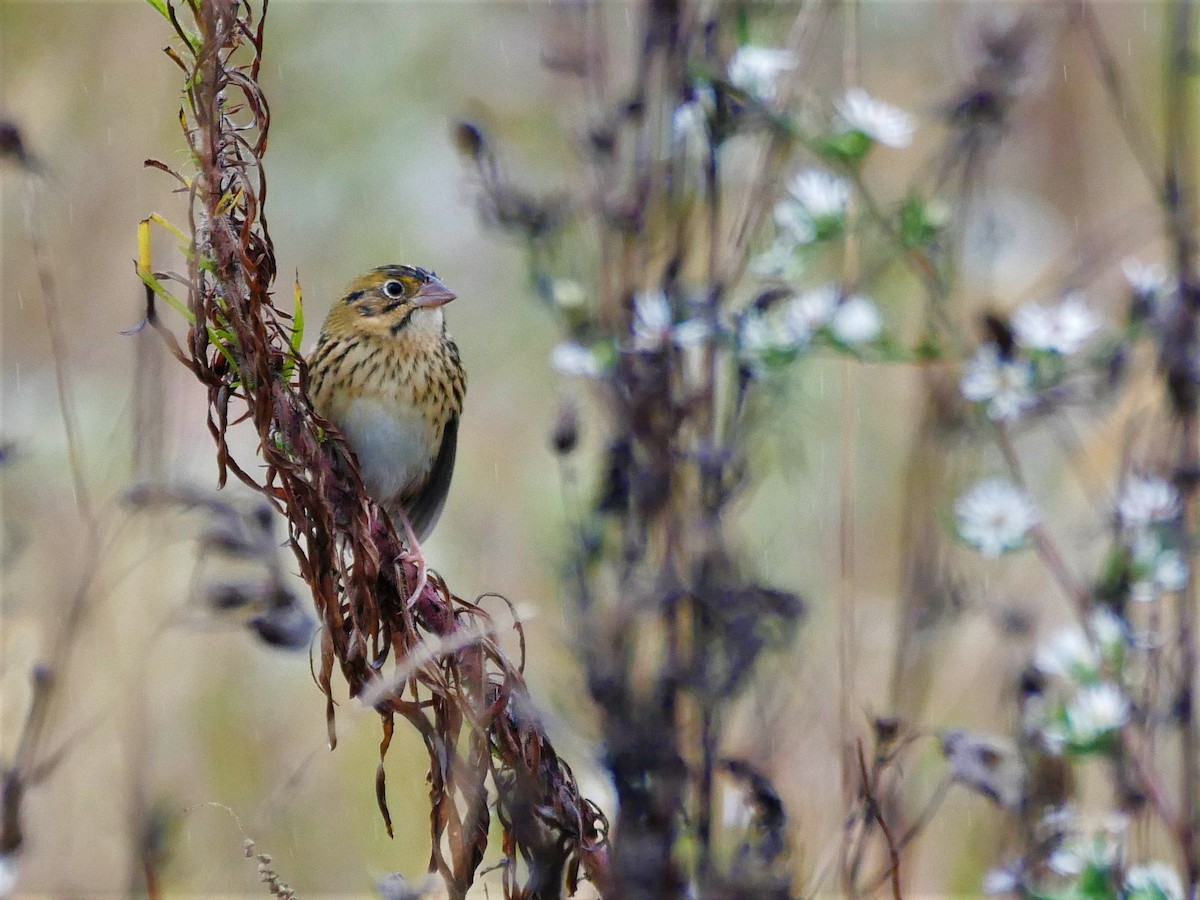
[[397, 512, 429, 606]]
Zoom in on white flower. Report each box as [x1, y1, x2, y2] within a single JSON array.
[[1130, 532, 1189, 602], [1012, 292, 1102, 355], [1126, 862, 1185, 900], [1090, 607, 1127, 655], [961, 345, 1037, 421], [955, 479, 1038, 558], [728, 46, 797, 103], [1118, 475, 1180, 526], [1047, 832, 1118, 877], [1036, 626, 1099, 679], [738, 310, 796, 370], [836, 87, 916, 148], [671, 319, 712, 347], [782, 285, 837, 343], [551, 342, 604, 378], [1122, 258, 1170, 299], [981, 866, 1020, 895], [1153, 550, 1189, 593], [772, 170, 852, 245], [831, 294, 882, 345], [673, 101, 707, 139], [672, 90, 713, 143], [752, 238, 807, 279], [549, 278, 587, 311], [721, 785, 755, 830], [772, 201, 818, 245], [787, 168, 852, 219], [1057, 682, 1130, 747], [1035, 610, 1125, 679], [632, 290, 673, 351], [1012, 292, 1099, 355]]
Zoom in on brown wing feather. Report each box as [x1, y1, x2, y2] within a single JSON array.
[[395, 415, 459, 542]]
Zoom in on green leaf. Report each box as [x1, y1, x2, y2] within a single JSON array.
[[283, 274, 305, 382], [138, 268, 195, 326], [818, 130, 874, 164], [899, 195, 944, 249], [144, 0, 201, 52], [290, 276, 305, 356]]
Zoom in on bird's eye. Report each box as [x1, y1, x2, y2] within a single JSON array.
[[382, 280, 405, 299]]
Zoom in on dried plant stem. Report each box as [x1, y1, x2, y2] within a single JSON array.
[[1177, 430, 1200, 891], [1162, 0, 1200, 886], [138, 2, 606, 895], [994, 425, 1090, 617], [838, 7, 865, 894], [23, 180, 94, 530]]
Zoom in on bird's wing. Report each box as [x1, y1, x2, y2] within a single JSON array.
[[401, 414, 459, 543]]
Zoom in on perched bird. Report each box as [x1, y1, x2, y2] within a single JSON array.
[[307, 265, 465, 544]]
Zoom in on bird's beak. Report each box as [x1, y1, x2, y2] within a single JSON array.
[[411, 276, 457, 308]]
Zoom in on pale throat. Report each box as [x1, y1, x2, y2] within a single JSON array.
[[407, 306, 445, 337]]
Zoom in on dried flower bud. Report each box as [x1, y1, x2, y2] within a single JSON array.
[[453, 121, 487, 161], [0, 122, 29, 167], [249, 594, 316, 651], [873, 715, 901, 746], [552, 403, 580, 455]]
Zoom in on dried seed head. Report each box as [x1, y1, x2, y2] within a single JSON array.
[[551, 403, 580, 455], [453, 121, 487, 161]]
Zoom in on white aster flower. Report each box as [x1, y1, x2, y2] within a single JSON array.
[[1047, 832, 1118, 877], [671, 318, 712, 347], [1060, 682, 1130, 747], [787, 168, 852, 219], [1118, 475, 1180, 526], [1130, 532, 1189, 602], [1153, 550, 1189, 593], [1090, 607, 1127, 655], [752, 238, 806, 280], [830, 294, 882, 345], [955, 479, 1038, 558], [961, 344, 1037, 421], [772, 200, 819, 245], [1036, 625, 1099, 679], [728, 46, 797, 103], [1012, 292, 1101, 355], [1122, 258, 1171, 299], [721, 785, 755, 830], [981, 866, 1021, 895], [738, 310, 796, 371], [549, 278, 587, 311], [784, 285, 838, 343], [836, 87, 916, 148], [1035, 610, 1124, 679], [631, 290, 673, 351], [1125, 862, 1185, 900], [551, 341, 604, 378], [672, 90, 713, 143]]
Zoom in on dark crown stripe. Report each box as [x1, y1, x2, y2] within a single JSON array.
[[371, 263, 436, 282]]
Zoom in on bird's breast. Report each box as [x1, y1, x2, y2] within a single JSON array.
[[338, 396, 438, 505], [307, 328, 464, 509]]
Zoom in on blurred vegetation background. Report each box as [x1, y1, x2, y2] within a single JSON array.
[[0, 1, 1174, 895]]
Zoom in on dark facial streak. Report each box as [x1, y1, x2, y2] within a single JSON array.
[[389, 308, 417, 336]]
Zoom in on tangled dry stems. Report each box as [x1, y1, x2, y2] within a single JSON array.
[[138, 1, 606, 896]]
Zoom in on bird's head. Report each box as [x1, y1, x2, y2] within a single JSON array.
[[327, 264, 456, 340]]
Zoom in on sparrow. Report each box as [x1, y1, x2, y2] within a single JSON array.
[[307, 265, 465, 545]]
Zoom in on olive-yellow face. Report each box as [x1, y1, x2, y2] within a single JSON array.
[[334, 264, 456, 338]]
